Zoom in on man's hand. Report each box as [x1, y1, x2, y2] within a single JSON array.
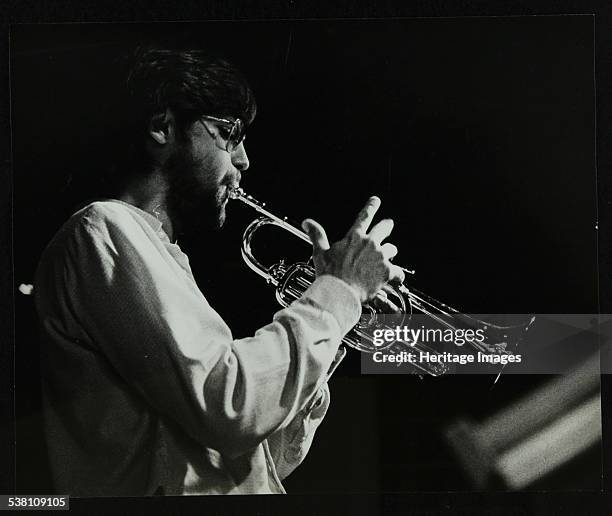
[[301, 196, 405, 303]]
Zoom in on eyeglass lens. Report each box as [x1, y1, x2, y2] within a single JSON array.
[[227, 119, 245, 152]]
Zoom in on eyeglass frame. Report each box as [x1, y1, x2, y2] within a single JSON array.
[[199, 115, 246, 153]]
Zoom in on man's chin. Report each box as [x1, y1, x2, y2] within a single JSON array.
[[197, 206, 225, 232], [169, 202, 226, 238], [217, 209, 227, 229], [216, 200, 228, 226]]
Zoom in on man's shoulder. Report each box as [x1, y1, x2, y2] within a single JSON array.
[[45, 200, 152, 252], [72, 199, 141, 226], [37, 200, 160, 272], [35, 202, 125, 279], [64, 199, 159, 236]]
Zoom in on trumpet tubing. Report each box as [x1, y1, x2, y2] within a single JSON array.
[[229, 187, 533, 377]]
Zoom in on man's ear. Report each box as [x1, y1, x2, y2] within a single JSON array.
[[148, 108, 175, 145]]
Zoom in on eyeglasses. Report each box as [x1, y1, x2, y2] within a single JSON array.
[[200, 115, 246, 153]]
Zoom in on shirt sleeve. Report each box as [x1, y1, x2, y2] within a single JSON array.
[[266, 347, 346, 480], [266, 384, 330, 480], [38, 204, 361, 459]]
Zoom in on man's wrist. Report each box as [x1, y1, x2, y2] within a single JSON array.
[[341, 280, 366, 303], [301, 275, 362, 335]]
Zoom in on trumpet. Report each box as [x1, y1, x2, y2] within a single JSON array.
[[229, 187, 534, 377]]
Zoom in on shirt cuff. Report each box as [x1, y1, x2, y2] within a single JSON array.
[[301, 275, 361, 336]]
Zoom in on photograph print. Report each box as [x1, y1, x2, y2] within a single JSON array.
[[10, 16, 601, 497]]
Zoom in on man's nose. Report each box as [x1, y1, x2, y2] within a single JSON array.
[[231, 142, 250, 171]]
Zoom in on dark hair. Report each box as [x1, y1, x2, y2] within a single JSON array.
[[104, 46, 257, 189], [123, 46, 256, 132]]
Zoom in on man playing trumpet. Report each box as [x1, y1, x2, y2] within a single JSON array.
[[34, 47, 404, 496]]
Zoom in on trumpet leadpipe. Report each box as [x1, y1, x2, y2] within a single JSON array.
[[229, 187, 311, 243]]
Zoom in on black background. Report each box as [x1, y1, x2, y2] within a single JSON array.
[[11, 18, 597, 314], [3, 4, 611, 515]]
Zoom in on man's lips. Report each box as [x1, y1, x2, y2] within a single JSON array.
[[226, 182, 240, 196], [223, 184, 238, 203], [223, 173, 241, 203]]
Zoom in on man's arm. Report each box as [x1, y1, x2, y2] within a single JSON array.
[[266, 345, 345, 480], [36, 203, 360, 459], [266, 383, 330, 480]]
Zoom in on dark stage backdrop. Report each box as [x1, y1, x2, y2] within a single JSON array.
[[11, 17, 598, 493]]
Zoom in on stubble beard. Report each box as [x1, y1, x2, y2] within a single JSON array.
[[164, 149, 226, 238]]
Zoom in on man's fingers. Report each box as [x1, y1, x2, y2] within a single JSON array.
[[347, 196, 381, 236], [381, 283, 396, 296], [301, 219, 331, 252], [372, 289, 401, 313], [369, 219, 394, 245], [381, 242, 398, 261], [387, 263, 406, 286]]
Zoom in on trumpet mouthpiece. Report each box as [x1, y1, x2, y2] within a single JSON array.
[[229, 187, 245, 200]]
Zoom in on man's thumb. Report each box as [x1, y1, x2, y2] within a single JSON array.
[[301, 219, 330, 252]]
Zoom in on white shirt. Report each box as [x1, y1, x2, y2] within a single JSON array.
[[34, 199, 361, 496]]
